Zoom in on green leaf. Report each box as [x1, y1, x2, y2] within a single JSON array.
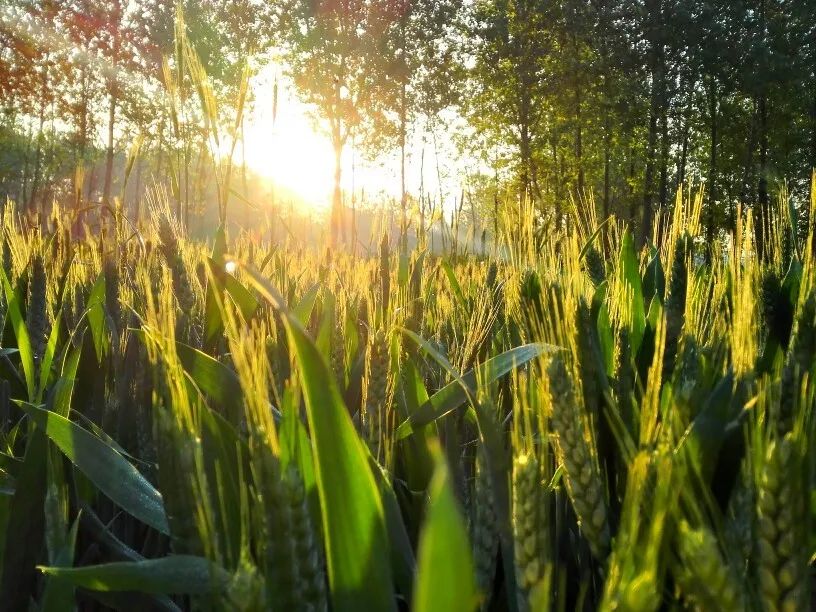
[[204, 260, 226, 345], [441, 261, 466, 307], [398, 248, 410, 288], [199, 407, 246, 570], [239, 262, 396, 612], [87, 272, 108, 363], [396, 338, 552, 439], [1, 269, 34, 401], [224, 273, 259, 320], [204, 257, 259, 343], [619, 230, 646, 355], [394, 359, 435, 493], [370, 458, 415, 605], [78, 507, 182, 610], [175, 340, 244, 429], [0, 424, 46, 609], [20, 405, 169, 535], [212, 223, 227, 265], [787, 195, 801, 260], [285, 320, 395, 611], [292, 283, 320, 325], [578, 215, 613, 261], [37, 312, 61, 403], [642, 245, 666, 304], [52, 340, 83, 418], [40, 515, 79, 612], [39, 556, 229, 595], [412, 443, 476, 612]]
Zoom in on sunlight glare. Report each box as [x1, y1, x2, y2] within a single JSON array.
[[242, 66, 337, 211]]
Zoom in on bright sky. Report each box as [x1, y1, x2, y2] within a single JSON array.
[[240, 64, 466, 213]]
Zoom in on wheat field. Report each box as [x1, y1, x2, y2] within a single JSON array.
[[0, 181, 810, 611]]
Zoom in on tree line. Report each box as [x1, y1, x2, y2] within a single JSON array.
[[0, 0, 814, 249]]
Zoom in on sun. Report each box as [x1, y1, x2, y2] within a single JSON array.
[[241, 65, 336, 211]]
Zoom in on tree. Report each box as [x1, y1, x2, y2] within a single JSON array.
[[279, 0, 397, 244], [468, 0, 550, 208]]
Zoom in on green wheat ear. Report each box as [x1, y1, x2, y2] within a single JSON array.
[[283, 465, 327, 611], [547, 354, 610, 560], [471, 449, 498, 608], [583, 245, 606, 287], [755, 434, 809, 612], [663, 231, 690, 379], [362, 327, 391, 461], [330, 299, 346, 384], [778, 290, 816, 434], [26, 252, 49, 381], [512, 452, 547, 612], [675, 521, 746, 611]]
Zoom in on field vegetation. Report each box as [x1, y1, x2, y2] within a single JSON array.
[[0, 184, 810, 610], [1, 0, 816, 610]]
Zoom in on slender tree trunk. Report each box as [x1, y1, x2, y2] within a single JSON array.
[[400, 80, 407, 250], [552, 139, 562, 230], [706, 78, 718, 261], [573, 47, 584, 201], [643, 92, 659, 243], [134, 159, 142, 224], [157, 132, 165, 178], [331, 137, 343, 245], [755, 0, 769, 259], [658, 105, 669, 210], [628, 140, 636, 222], [519, 119, 532, 201], [641, 0, 662, 245], [575, 86, 584, 200], [676, 112, 690, 197], [102, 93, 116, 208], [28, 76, 48, 214], [86, 167, 96, 205], [739, 100, 758, 212], [757, 91, 769, 258], [809, 86, 816, 204], [28, 107, 46, 215], [602, 113, 611, 219], [21, 120, 32, 206], [183, 142, 190, 229]]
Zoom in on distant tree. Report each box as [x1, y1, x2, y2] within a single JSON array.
[[277, 0, 399, 244], [467, 0, 550, 209]]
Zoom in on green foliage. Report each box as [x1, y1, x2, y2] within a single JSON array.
[[0, 179, 810, 611]]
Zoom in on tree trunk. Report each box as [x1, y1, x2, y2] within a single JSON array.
[[331, 137, 343, 246], [20, 120, 32, 206], [183, 142, 190, 229], [574, 56, 584, 201], [28, 76, 48, 215], [739, 100, 758, 216], [133, 159, 142, 224], [757, 91, 769, 258], [519, 119, 532, 202], [552, 139, 562, 230], [642, 91, 659, 243], [658, 104, 669, 210], [676, 112, 690, 197], [627, 140, 636, 222], [400, 80, 407, 250], [102, 93, 116, 208], [575, 92, 584, 200], [602, 115, 611, 219], [809, 86, 816, 205], [706, 78, 718, 262], [641, 0, 662, 245]]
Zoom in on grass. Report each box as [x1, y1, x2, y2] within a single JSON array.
[[0, 177, 812, 611]]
